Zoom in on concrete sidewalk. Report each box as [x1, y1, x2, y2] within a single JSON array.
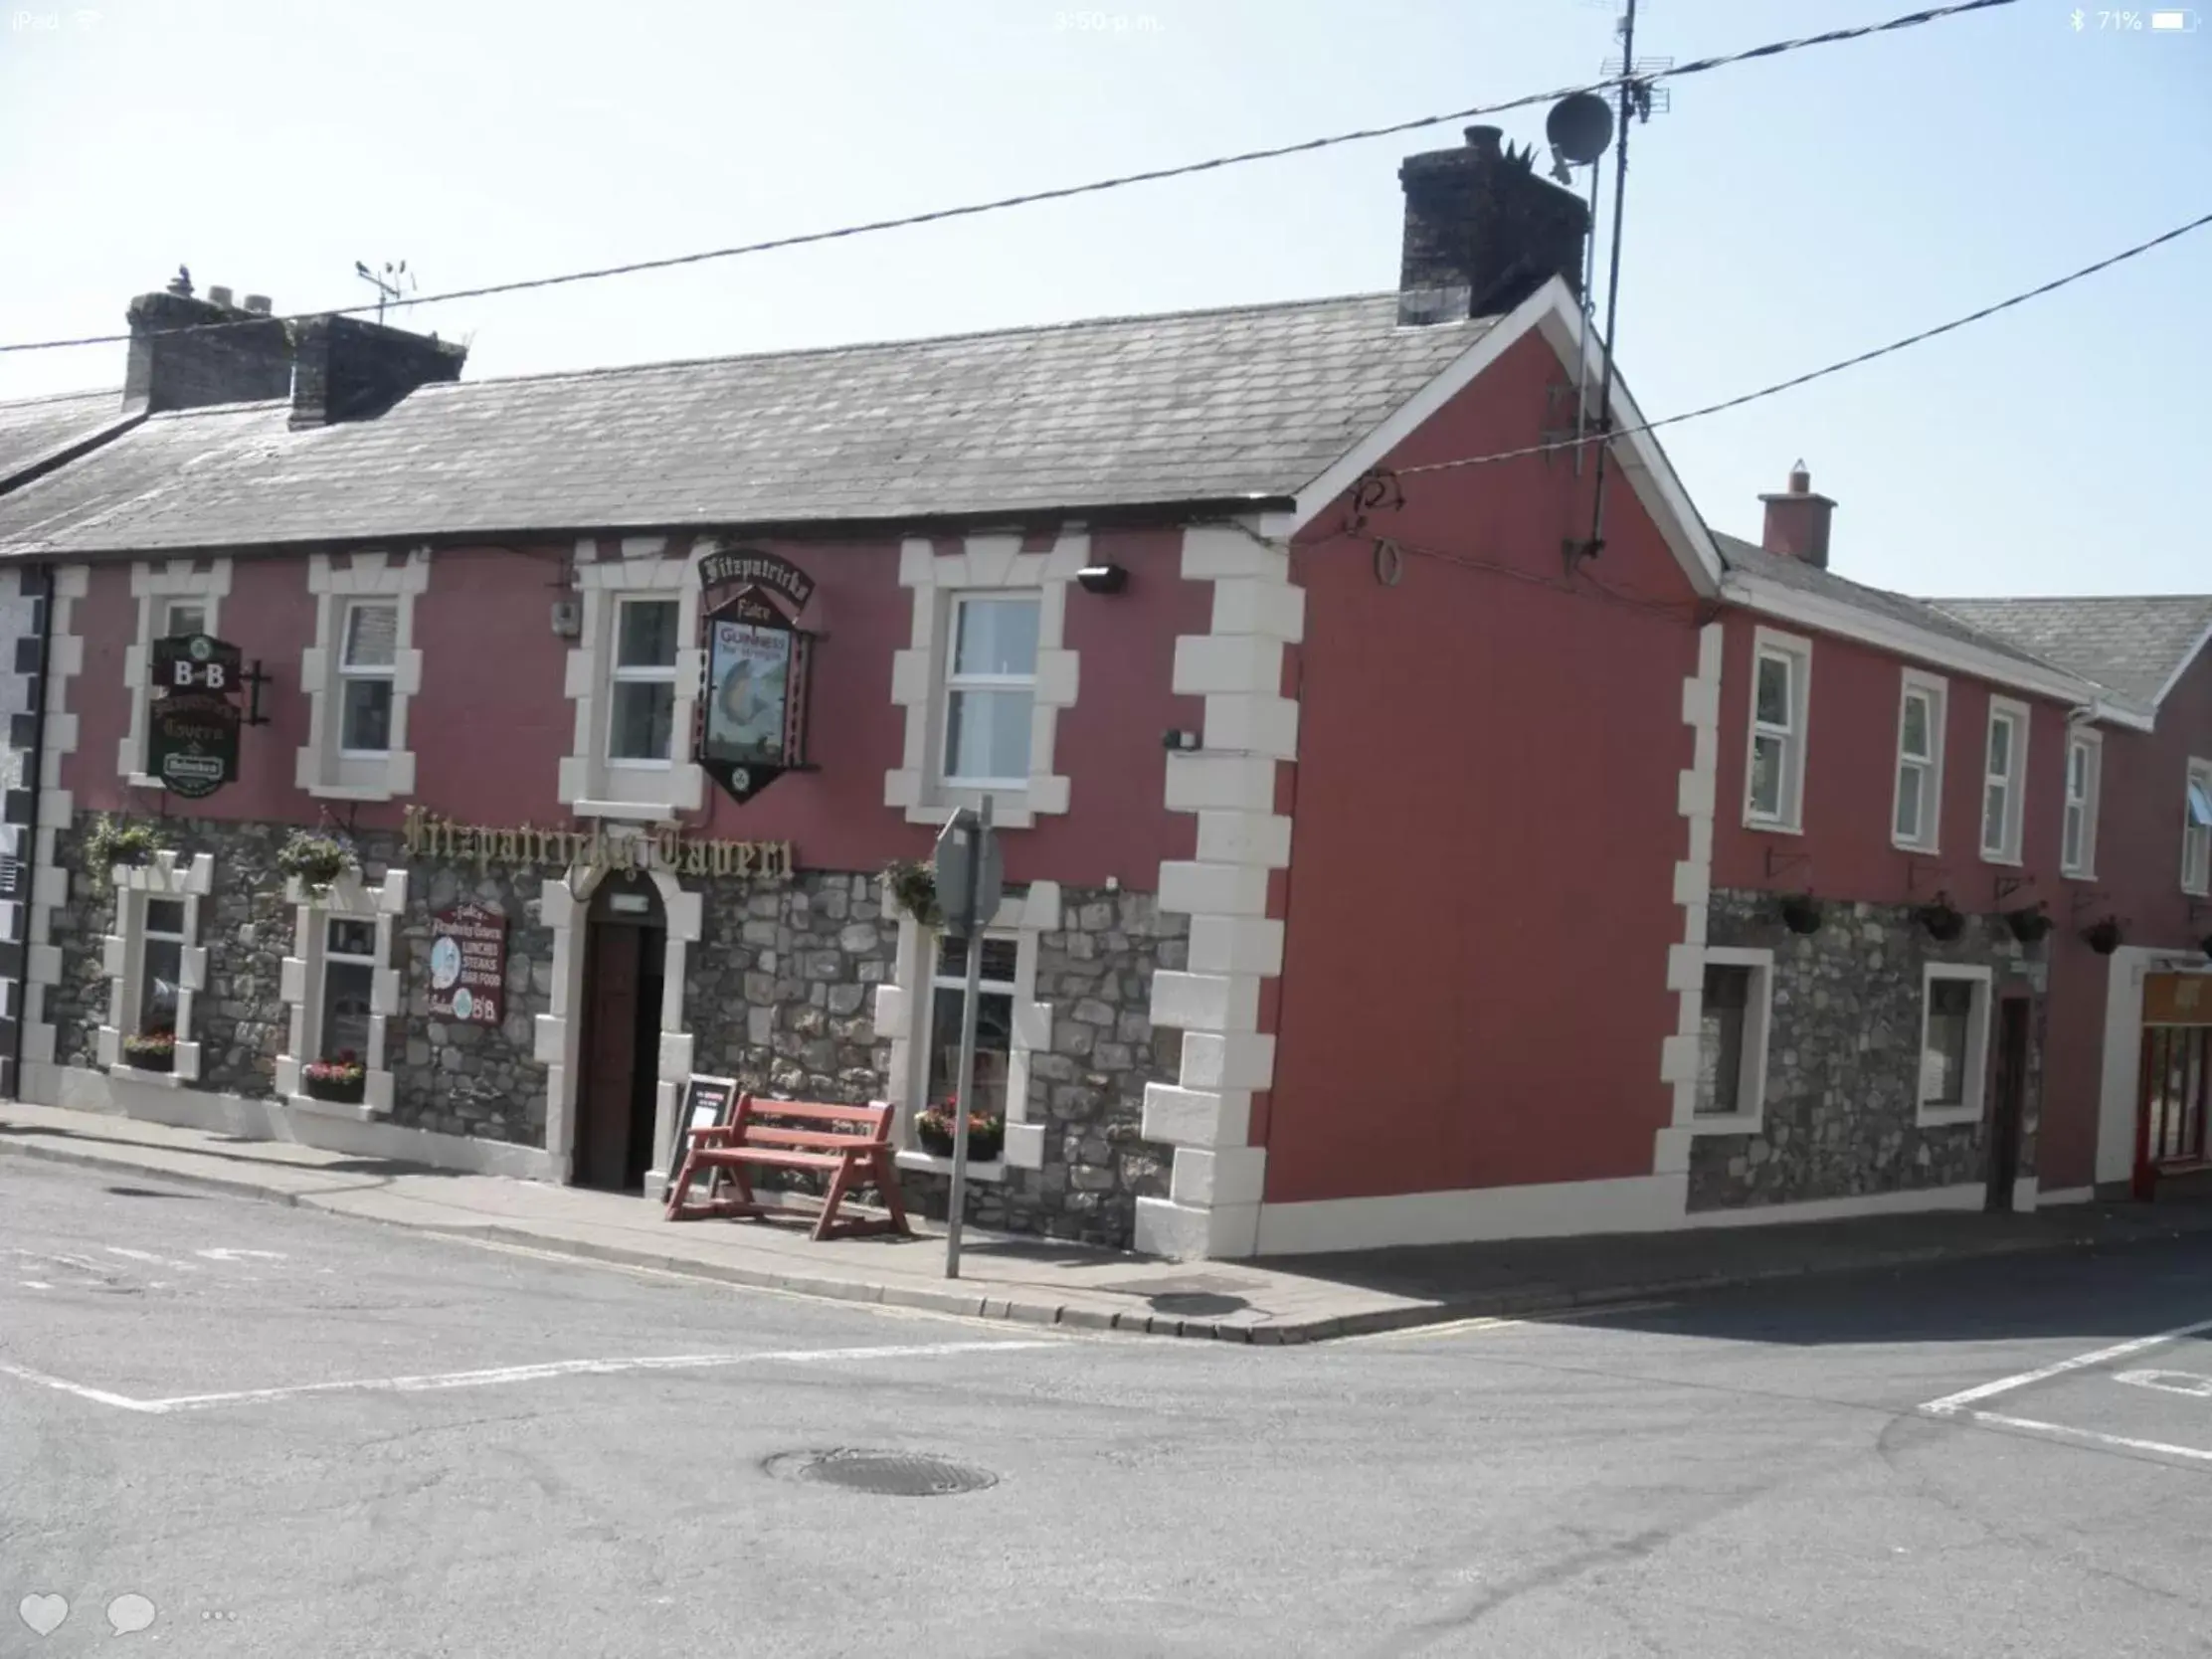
[[7, 1099, 2210, 1343]]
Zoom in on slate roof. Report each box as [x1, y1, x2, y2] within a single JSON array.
[[0, 295, 1500, 557], [1712, 532, 2080, 683], [0, 387, 129, 489], [1923, 594, 2212, 710]]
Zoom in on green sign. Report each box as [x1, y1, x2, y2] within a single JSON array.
[[146, 634, 246, 799]]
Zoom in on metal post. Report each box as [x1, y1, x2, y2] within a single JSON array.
[[944, 793, 993, 1279]]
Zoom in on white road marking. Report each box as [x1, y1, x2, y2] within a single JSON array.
[[1336, 1298, 1681, 1345], [1921, 1315, 2212, 1414], [2114, 1369, 2212, 1399], [20, 1281, 53, 1291], [103, 1247, 198, 1270], [194, 1249, 284, 1263], [0, 1339, 1059, 1415], [1950, 1409, 2212, 1467]]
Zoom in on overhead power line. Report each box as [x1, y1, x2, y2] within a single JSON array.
[[0, 0, 2015, 357], [1394, 207, 2212, 478]]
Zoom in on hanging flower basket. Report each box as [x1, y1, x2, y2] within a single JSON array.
[[915, 1101, 1004, 1163], [2083, 917, 2125, 956], [85, 817, 167, 887], [302, 1052, 367, 1104], [2005, 904, 2054, 944], [120, 1031, 175, 1073], [1915, 898, 1967, 943], [276, 830, 355, 892], [881, 859, 942, 928], [1778, 893, 1824, 936]]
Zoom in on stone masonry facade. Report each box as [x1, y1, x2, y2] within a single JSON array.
[[1689, 888, 2047, 1211], [50, 816, 1177, 1246]]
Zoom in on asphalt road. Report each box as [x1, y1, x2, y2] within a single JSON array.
[[6, 1156, 2212, 1659]]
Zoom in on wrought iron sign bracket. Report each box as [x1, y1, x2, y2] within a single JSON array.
[[1993, 872, 2034, 906], [1904, 856, 1947, 895], [1763, 846, 1812, 880], [242, 660, 275, 727], [2070, 887, 2109, 915]]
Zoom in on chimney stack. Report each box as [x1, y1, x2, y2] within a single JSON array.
[[123, 285, 293, 415], [1396, 125, 1591, 326], [287, 312, 467, 429], [1758, 461, 1837, 569]]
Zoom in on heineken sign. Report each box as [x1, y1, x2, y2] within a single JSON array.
[[146, 634, 247, 800]]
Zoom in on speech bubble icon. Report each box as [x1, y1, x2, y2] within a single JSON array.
[[17, 1594, 69, 1636], [105, 1594, 154, 1635]]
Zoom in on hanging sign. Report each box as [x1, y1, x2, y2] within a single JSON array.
[[145, 634, 251, 800], [695, 548, 818, 806], [428, 901, 508, 1026]]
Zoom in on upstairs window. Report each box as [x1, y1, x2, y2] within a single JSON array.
[[163, 600, 207, 640], [2062, 730, 2103, 879], [608, 598, 681, 764], [2185, 760, 2212, 896], [941, 594, 1040, 789], [1893, 672, 1946, 852], [1745, 631, 1811, 830], [1980, 698, 2029, 863], [337, 601, 398, 755]]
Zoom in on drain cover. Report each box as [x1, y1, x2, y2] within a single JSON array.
[[763, 1448, 998, 1497]]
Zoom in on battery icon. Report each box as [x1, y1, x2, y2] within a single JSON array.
[[2149, 8, 2197, 28]]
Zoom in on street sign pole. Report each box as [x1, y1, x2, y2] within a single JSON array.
[[944, 794, 994, 1280]]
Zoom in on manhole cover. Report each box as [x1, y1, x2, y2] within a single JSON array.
[[762, 1448, 997, 1497]]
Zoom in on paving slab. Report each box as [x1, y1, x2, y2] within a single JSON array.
[[7, 1100, 2211, 1344]]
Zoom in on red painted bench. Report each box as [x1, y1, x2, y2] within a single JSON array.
[[662, 1094, 912, 1242]]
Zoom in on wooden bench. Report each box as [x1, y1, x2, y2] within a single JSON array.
[[662, 1094, 912, 1242]]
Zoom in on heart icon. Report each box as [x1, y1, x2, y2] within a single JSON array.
[[18, 1594, 69, 1636]]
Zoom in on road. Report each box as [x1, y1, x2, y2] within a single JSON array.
[[5, 1156, 2212, 1658]]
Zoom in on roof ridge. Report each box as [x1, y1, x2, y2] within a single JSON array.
[[1922, 592, 2212, 606], [0, 386, 121, 411]]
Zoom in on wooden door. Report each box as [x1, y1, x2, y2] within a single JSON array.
[[577, 923, 642, 1191], [1985, 998, 2030, 1212]]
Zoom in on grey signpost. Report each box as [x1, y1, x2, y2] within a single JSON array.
[[931, 795, 1002, 1279]]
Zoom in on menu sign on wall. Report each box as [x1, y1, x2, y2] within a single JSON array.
[[429, 901, 508, 1026]]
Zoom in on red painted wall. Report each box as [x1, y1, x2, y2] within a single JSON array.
[[1265, 328, 1707, 1203], [61, 526, 1210, 887]]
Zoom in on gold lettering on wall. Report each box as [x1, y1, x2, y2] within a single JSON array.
[[401, 807, 796, 882]]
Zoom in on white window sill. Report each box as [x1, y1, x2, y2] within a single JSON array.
[[123, 773, 164, 791], [304, 783, 401, 803], [894, 1148, 1008, 1185], [1917, 1104, 1982, 1128], [287, 1092, 384, 1123], [1687, 1111, 1764, 1136], [108, 1063, 185, 1089], [572, 799, 678, 823], [1979, 851, 2024, 868], [2061, 867, 2097, 883], [1892, 837, 1941, 857], [1744, 817, 1804, 836], [606, 758, 675, 773]]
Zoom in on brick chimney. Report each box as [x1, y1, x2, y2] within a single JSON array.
[[288, 313, 467, 429], [1396, 125, 1591, 326], [1758, 461, 1837, 568], [123, 287, 293, 415]]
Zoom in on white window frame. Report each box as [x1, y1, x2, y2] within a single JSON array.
[[556, 541, 705, 823], [1743, 627, 1812, 832], [886, 530, 1083, 830], [95, 850, 214, 1086], [1691, 946, 1773, 1134], [336, 600, 400, 756], [2184, 757, 2212, 897], [118, 558, 231, 789], [939, 592, 1043, 791], [1917, 963, 1993, 1127], [605, 595, 682, 770], [275, 867, 407, 1119], [297, 549, 427, 802], [2062, 727, 2103, 880], [871, 879, 1060, 1178], [1892, 669, 1947, 853], [1979, 697, 2031, 865], [903, 926, 1024, 1168]]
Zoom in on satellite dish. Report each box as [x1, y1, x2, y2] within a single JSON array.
[[1546, 92, 1615, 166]]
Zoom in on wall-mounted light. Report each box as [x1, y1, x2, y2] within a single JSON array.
[[1162, 729, 1199, 752], [1076, 563, 1129, 596]]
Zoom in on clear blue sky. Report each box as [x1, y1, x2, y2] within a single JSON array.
[[2, 0, 2204, 596]]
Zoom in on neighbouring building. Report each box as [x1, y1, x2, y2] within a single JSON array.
[[0, 128, 2203, 1258]]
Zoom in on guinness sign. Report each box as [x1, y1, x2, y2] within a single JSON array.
[[695, 548, 818, 807]]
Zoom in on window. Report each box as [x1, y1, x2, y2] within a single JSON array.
[[1980, 698, 2029, 863], [1692, 948, 1772, 1128], [1893, 673, 1946, 851], [138, 899, 186, 1039], [1918, 966, 1992, 1125], [121, 560, 230, 787], [2185, 760, 2212, 896], [320, 917, 378, 1061], [941, 595, 1040, 788], [608, 598, 680, 764], [163, 600, 206, 639], [2062, 730, 2103, 878], [337, 601, 398, 755], [1745, 631, 1810, 830], [923, 933, 1018, 1124]]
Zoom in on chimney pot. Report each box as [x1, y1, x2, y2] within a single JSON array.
[[1759, 461, 1837, 569], [207, 285, 234, 308], [1788, 460, 1810, 495], [1465, 125, 1504, 154], [244, 294, 272, 314]]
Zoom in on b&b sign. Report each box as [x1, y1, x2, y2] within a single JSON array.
[[147, 634, 246, 800]]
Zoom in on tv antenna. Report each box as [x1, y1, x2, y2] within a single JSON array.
[[353, 260, 416, 324]]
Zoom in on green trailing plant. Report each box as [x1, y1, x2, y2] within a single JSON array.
[[84, 817, 167, 886], [276, 830, 355, 891], [881, 859, 942, 928]]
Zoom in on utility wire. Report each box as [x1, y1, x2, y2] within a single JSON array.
[[1396, 208, 2212, 478], [0, 0, 2015, 357]]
